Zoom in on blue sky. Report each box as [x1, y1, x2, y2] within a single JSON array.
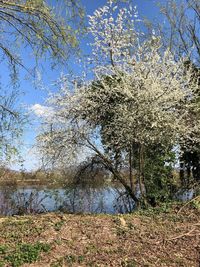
[[5, 0, 161, 170]]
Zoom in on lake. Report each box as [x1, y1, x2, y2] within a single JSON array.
[[0, 183, 135, 216], [0, 182, 195, 216]]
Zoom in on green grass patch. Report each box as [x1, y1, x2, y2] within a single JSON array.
[[54, 219, 65, 231], [0, 242, 51, 267], [121, 258, 137, 267]]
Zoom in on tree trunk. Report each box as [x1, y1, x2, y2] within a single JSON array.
[[86, 138, 139, 205], [129, 146, 134, 191], [138, 144, 147, 206]]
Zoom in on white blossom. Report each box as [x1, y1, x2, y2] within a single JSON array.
[[37, 1, 199, 174]]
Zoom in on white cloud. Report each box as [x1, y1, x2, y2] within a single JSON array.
[[31, 104, 54, 118]]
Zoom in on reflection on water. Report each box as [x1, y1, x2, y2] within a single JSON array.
[[0, 183, 195, 216], [176, 188, 194, 201], [0, 184, 135, 216]]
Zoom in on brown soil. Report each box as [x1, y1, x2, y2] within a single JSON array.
[[0, 207, 199, 267]]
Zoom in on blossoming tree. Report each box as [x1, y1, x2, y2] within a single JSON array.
[[38, 1, 199, 205]]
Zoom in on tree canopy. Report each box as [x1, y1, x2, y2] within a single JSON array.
[[158, 0, 200, 184], [38, 1, 200, 205], [0, 0, 84, 164], [0, 0, 84, 77], [159, 0, 200, 64]]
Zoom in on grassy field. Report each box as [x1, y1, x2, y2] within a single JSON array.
[[0, 204, 199, 267]]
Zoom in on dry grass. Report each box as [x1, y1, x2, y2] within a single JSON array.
[[0, 206, 199, 267]]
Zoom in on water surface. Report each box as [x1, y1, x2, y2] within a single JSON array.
[[0, 182, 195, 216], [0, 184, 135, 216]]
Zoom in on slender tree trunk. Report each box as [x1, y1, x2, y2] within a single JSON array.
[[138, 144, 147, 206], [180, 160, 185, 186], [111, 168, 139, 204], [85, 138, 139, 204], [129, 146, 134, 191]]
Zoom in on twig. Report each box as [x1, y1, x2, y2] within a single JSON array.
[[177, 195, 200, 214], [166, 228, 197, 241]]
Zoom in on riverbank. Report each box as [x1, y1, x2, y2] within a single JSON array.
[[0, 204, 199, 267]]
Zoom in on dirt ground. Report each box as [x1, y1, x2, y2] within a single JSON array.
[[0, 206, 199, 267]]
